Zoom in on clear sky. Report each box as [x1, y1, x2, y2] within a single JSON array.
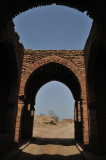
[[35, 81, 75, 120], [13, 4, 92, 50], [13, 4, 92, 120]]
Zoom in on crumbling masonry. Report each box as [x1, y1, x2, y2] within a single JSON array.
[[0, 0, 106, 156]]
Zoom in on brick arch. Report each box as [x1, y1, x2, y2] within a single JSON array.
[[24, 62, 81, 105], [7, 1, 94, 21], [16, 52, 88, 147], [2, 0, 106, 29], [19, 55, 86, 100], [15, 2, 86, 18], [33, 79, 77, 104]]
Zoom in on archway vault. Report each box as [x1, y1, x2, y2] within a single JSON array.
[[15, 50, 88, 147], [1, 0, 106, 156], [1, 0, 106, 26], [19, 50, 87, 101], [25, 62, 81, 105]]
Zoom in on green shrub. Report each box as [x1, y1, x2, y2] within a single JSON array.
[[49, 120, 56, 125]]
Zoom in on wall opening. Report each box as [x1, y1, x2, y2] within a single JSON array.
[[20, 62, 84, 143], [33, 81, 75, 139], [13, 4, 93, 50]]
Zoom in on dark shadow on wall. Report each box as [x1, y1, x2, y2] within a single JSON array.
[[87, 41, 106, 154], [0, 42, 18, 154]]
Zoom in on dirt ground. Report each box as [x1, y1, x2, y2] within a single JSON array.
[[33, 122, 75, 139], [14, 118, 83, 160], [33, 115, 74, 139], [14, 138, 83, 160]]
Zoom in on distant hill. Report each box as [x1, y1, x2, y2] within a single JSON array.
[[33, 115, 74, 126], [34, 115, 57, 125], [61, 119, 74, 123]]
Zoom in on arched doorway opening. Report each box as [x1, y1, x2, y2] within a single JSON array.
[[13, 2, 90, 150], [19, 62, 85, 145], [33, 81, 75, 139], [1, 0, 106, 157], [13, 4, 92, 50]]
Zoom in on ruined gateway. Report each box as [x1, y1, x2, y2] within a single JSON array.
[[0, 0, 106, 158]]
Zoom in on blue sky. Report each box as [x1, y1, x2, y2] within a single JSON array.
[[13, 4, 92, 120], [35, 81, 75, 120], [13, 4, 92, 50]]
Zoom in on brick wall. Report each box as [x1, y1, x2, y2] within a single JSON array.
[[0, 20, 24, 153], [84, 21, 106, 154], [20, 50, 86, 99], [14, 49, 89, 148]]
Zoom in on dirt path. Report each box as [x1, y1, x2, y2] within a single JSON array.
[[14, 123, 83, 160]]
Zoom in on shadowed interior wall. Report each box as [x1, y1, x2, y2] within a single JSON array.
[[0, 21, 24, 153], [0, 0, 106, 155]]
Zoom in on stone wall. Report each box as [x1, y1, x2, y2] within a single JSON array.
[[14, 49, 88, 149], [84, 22, 106, 154], [1, 0, 106, 155], [20, 49, 85, 98], [0, 20, 24, 153]]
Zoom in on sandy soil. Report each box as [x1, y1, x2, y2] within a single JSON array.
[[15, 138, 83, 160], [33, 122, 75, 139], [11, 115, 83, 160], [14, 122, 83, 160]]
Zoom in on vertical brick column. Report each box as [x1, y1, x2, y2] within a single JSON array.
[[77, 101, 83, 141], [30, 107, 35, 138], [25, 103, 31, 139], [74, 101, 78, 140], [74, 102, 77, 121], [78, 101, 81, 122], [14, 99, 24, 142], [22, 104, 35, 139], [74, 100, 83, 141], [82, 100, 89, 147], [88, 102, 98, 153]]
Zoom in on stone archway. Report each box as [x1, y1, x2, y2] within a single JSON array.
[[1, 0, 106, 156], [1, 0, 106, 27], [15, 50, 88, 149]]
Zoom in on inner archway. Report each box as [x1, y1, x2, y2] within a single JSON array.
[[33, 81, 75, 139], [1, 0, 106, 157], [18, 60, 86, 145]]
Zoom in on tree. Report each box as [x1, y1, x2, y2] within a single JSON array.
[[48, 110, 60, 122]]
